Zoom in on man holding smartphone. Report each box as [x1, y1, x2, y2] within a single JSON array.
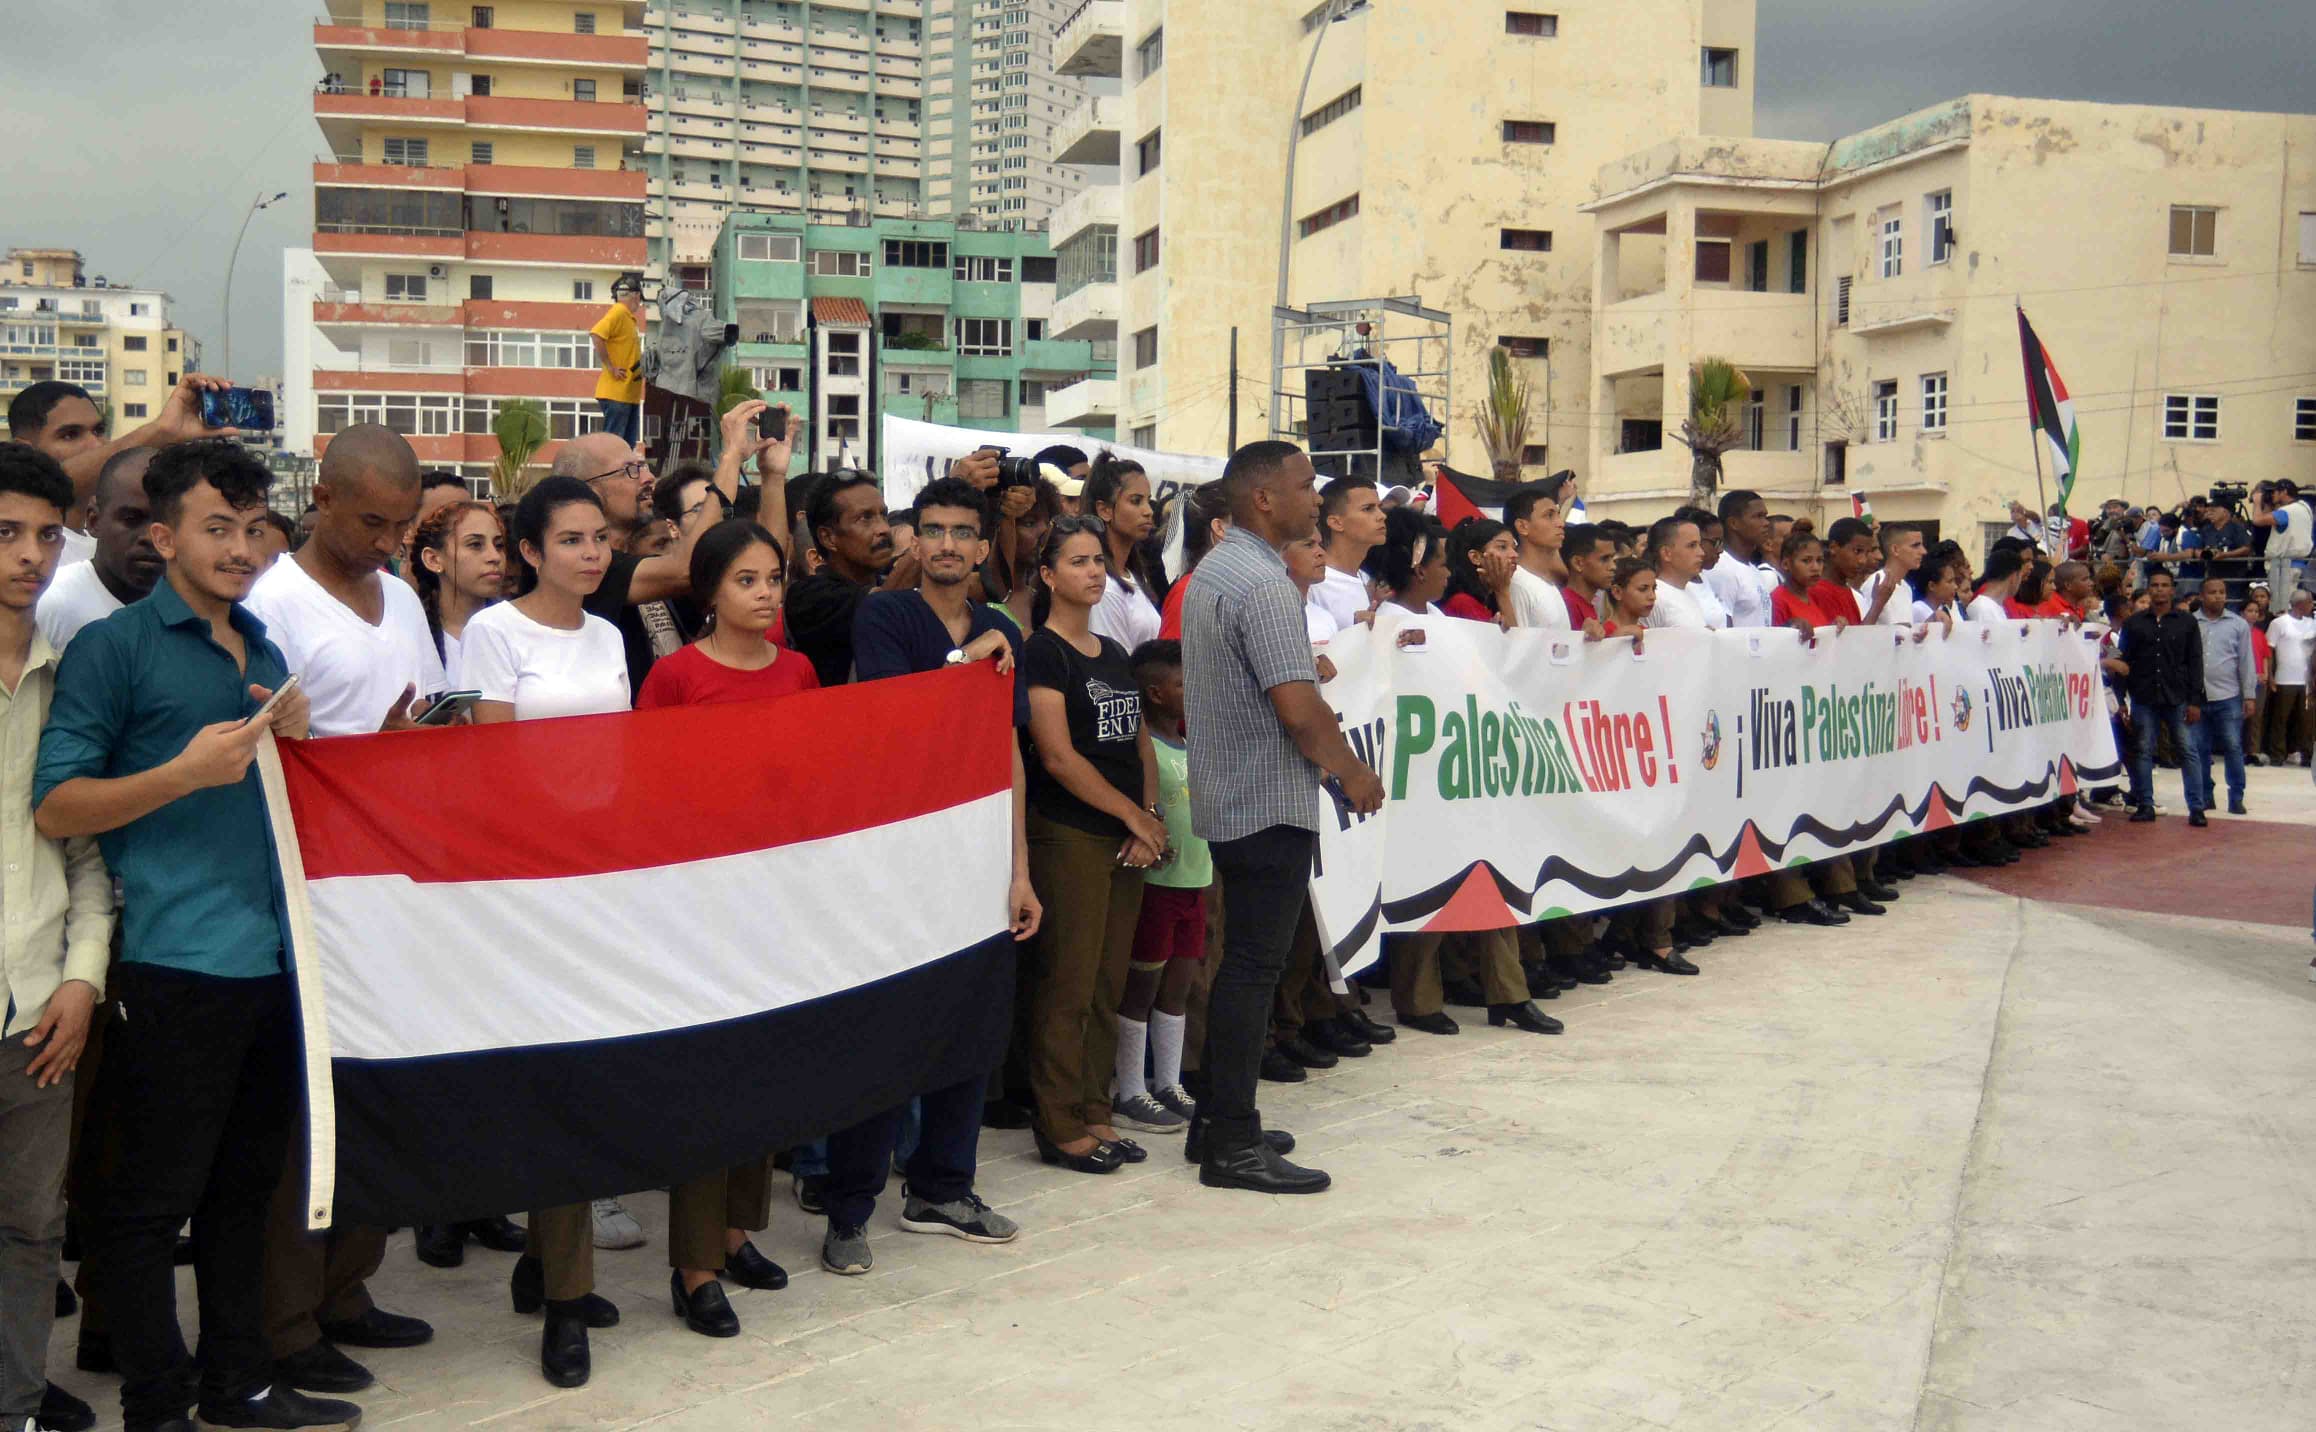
[[589, 278, 647, 446]]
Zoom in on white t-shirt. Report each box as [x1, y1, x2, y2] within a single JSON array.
[[35, 560, 125, 653], [1090, 574, 1161, 652], [460, 601, 631, 721], [1304, 599, 1340, 644], [1706, 549, 1775, 629], [57, 528, 95, 568], [439, 628, 466, 690], [1687, 574, 1731, 629], [1643, 578, 1709, 629], [1508, 566, 1570, 630], [1965, 592, 2011, 625], [2267, 612, 2315, 686], [1310, 564, 1371, 630], [246, 557, 448, 738], [1854, 570, 1908, 626], [1912, 598, 1963, 626]]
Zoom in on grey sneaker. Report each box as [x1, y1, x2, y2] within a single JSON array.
[[821, 1223, 871, 1276], [1112, 1091, 1187, 1133], [1155, 1084, 1197, 1120], [589, 1197, 643, 1250], [898, 1192, 1018, 1244]]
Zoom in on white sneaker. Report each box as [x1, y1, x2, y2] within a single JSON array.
[[590, 1196, 644, 1249]]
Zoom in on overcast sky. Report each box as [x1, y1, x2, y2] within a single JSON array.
[[2, 0, 2304, 382]]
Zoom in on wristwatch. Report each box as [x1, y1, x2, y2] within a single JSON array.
[[945, 648, 967, 666]]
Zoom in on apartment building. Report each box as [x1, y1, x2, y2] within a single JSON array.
[[0, 248, 198, 430], [1051, 0, 1754, 465], [1583, 95, 2316, 541], [642, 0, 1093, 289], [715, 210, 1113, 470], [306, 0, 649, 476]]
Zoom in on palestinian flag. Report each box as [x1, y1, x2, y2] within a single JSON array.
[[258, 667, 1018, 1228], [1850, 492, 1874, 523], [1434, 465, 1552, 528], [2017, 308, 2081, 515]]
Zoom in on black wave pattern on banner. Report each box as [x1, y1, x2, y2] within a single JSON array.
[[325, 936, 1017, 1228], [1378, 759, 2108, 925]]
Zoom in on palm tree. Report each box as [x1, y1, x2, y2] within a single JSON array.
[[1674, 358, 1752, 505], [488, 398, 548, 500], [1473, 346, 1533, 482]]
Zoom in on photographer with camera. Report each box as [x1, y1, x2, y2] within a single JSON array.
[[2251, 479, 2312, 603], [2190, 492, 2254, 596]]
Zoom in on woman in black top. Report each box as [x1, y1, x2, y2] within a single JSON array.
[[1022, 517, 1165, 1173]]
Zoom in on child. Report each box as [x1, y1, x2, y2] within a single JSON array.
[[1112, 640, 1207, 1130], [1770, 530, 1844, 635]]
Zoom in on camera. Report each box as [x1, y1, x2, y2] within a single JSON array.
[[984, 445, 1042, 490], [2208, 481, 2248, 506]]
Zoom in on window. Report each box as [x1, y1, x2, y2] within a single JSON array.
[[464, 329, 592, 369], [167, 338, 178, 352], [1135, 129, 1161, 176], [1505, 11, 1557, 36], [828, 395, 860, 418], [58, 360, 105, 385], [1746, 240, 1769, 292], [123, 368, 147, 386], [1301, 86, 1361, 137], [1501, 227, 1552, 253], [380, 67, 429, 98], [739, 232, 802, 263], [2162, 394, 2220, 441], [1298, 195, 1359, 239], [1836, 275, 1852, 326], [1785, 385, 1803, 450], [121, 404, 148, 419], [384, 273, 428, 301], [1017, 377, 1052, 407], [572, 78, 596, 102], [1788, 230, 1808, 293], [1745, 392, 1764, 451], [1498, 336, 1548, 359], [1701, 47, 1739, 87], [1133, 227, 1160, 273], [1824, 440, 1846, 486], [128, 303, 150, 317], [572, 145, 596, 169], [1132, 326, 1158, 369], [569, 280, 594, 301], [1025, 319, 1045, 341], [316, 186, 462, 236], [2295, 397, 2316, 442], [958, 380, 1007, 420], [1135, 28, 1163, 80], [810, 249, 869, 277], [1879, 212, 1902, 278], [954, 255, 1013, 283], [2168, 205, 2217, 258], [382, 137, 429, 166], [1920, 372, 1948, 433], [470, 141, 493, 165], [1520, 444, 1548, 466], [468, 74, 491, 97], [954, 317, 1013, 356], [1926, 190, 1954, 265], [1694, 239, 1731, 283], [384, 2, 430, 28], [1873, 380, 1898, 442], [2300, 212, 2316, 265], [1131, 425, 1157, 448], [471, 6, 492, 26], [883, 239, 950, 268], [469, 274, 491, 299], [1502, 120, 1555, 146], [572, 10, 596, 33]]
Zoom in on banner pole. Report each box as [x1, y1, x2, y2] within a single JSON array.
[[256, 732, 339, 1232], [2019, 302, 2054, 543]]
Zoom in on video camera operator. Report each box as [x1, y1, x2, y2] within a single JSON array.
[[2192, 488, 2256, 599], [2251, 479, 2312, 602], [2089, 498, 2134, 567]]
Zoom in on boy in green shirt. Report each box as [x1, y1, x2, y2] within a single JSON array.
[[1112, 640, 1209, 1131]]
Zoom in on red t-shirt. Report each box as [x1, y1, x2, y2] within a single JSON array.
[[2003, 597, 2036, 619], [1809, 580, 1862, 625], [1564, 588, 1599, 625], [1771, 585, 1834, 627], [1442, 592, 1496, 623], [2033, 594, 2078, 620], [1158, 571, 1191, 640], [634, 640, 821, 710]]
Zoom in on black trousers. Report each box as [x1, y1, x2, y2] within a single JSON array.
[[1200, 825, 1316, 1156], [823, 1071, 983, 1230], [80, 964, 296, 1429]]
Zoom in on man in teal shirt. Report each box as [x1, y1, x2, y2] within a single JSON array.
[[31, 439, 352, 1432]]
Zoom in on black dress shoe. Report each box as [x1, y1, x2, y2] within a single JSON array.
[[1635, 948, 1701, 975], [320, 1304, 433, 1349], [1344, 1005, 1396, 1043], [1398, 1009, 1459, 1036], [463, 1215, 529, 1253], [74, 1332, 112, 1374], [1277, 1033, 1337, 1069], [198, 1384, 366, 1430], [2229, 800, 2248, 816], [54, 1277, 76, 1318], [1857, 880, 1901, 902], [1779, 900, 1849, 926], [540, 1307, 591, 1388], [2188, 810, 2209, 827], [1724, 905, 1762, 929], [1704, 913, 1752, 937], [1099, 1135, 1148, 1163], [511, 1255, 621, 1325], [1184, 1119, 1294, 1163], [1199, 1141, 1331, 1195], [1670, 920, 1716, 948], [1834, 891, 1887, 917], [272, 1339, 375, 1395], [980, 1099, 1033, 1129], [1258, 1047, 1308, 1083], [724, 1239, 789, 1290], [1522, 963, 1563, 999], [414, 1224, 465, 1268], [1439, 976, 1488, 1008], [1033, 1125, 1123, 1174], [2129, 806, 2158, 822], [1307, 1017, 1372, 1058], [670, 1271, 741, 1338], [1487, 1001, 1564, 1034], [39, 1381, 95, 1432]]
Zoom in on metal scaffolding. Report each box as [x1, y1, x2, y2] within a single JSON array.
[[1269, 296, 1453, 483]]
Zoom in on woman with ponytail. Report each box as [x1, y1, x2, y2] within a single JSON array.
[[410, 500, 506, 686], [1082, 453, 1163, 649]]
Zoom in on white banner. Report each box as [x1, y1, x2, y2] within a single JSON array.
[[878, 415, 1224, 513], [1310, 613, 2124, 976]]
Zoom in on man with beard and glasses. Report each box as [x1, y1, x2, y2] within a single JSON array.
[[38, 449, 168, 655]]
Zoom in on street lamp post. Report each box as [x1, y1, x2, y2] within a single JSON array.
[[222, 190, 289, 380], [1274, 0, 1369, 318]]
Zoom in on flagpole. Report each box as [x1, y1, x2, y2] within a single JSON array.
[[2019, 302, 2054, 545]]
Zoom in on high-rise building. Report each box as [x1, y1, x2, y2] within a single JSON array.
[[640, 1, 1095, 289], [1055, 0, 1756, 471], [305, 0, 649, 478], [0, 248, 199, 431]]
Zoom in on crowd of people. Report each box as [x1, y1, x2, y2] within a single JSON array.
[[0, 370, 2304, 1432]]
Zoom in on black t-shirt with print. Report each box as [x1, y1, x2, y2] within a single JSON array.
[[1021, 628, 1143, 837]]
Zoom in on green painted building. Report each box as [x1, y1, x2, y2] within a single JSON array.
[[712, 210, 1116, 473]]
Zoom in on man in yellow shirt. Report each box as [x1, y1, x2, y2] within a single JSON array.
[[589, 277, 645, 445]]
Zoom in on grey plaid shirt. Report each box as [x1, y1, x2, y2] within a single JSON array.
[[1181, 527, 1323, 843]]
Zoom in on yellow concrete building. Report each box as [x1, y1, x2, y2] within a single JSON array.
[[1045, 0, 1756, 465], [1, 248, 198, 429], [1584, 95, 2316, 544]]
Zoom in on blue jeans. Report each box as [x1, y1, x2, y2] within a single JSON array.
[[2185, 694, 2246, 810], [2129, 702, 2196, 812], [596, 398, 638, 444], [822, 1076, 980, 1230]]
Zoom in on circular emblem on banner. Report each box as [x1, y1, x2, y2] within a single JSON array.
[[1951, 686, 1974, 732], [1700, 710, 1724, 771]]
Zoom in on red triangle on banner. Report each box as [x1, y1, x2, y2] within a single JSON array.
[[1920, 785, 1956, 831], [2057, 757, 2079, 796], [1421, 864, 1518, 932], [1730, 822, 1773, 880]]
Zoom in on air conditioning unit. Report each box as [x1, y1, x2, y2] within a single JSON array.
[[427, 264, 449, 280]]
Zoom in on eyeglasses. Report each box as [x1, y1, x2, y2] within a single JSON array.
[[1049, 515, 1107, 537], [917, 522, 984, 545], [585, 460, 650, 486]]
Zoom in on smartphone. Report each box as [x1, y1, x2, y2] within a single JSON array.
[[757, 405, 788, 442], [412, 690, 481, 727], [199, 386, 276, 433], [244, 673, 302, 729]]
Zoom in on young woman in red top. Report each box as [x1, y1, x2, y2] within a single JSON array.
[[1441, 518, 1520, 627], [1769, 531, 1843, 634]]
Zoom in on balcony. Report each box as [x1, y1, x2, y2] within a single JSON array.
[[1018, 338, 1094, 373], [466, 232, 648, 267], [668, 179, 728, 202], [1042, 375, 1118, 427], [461, 27, 647, 69], [313, 159, 463, 192], [465, 94, 647, 135], [1049, 281, 1118, 342], [314, 86, 464, 131], [312, 300, 462, 330], [1053, 94, 1120, 166], [312, 230, 463, 262], [809, 67, 869, 93], [1047, 184, 1119, 248], [669, 50, 738, 77], [1596, 287, 1812, 379], [312, 22, 462, 61], [1053, 0, 1124, 78]]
